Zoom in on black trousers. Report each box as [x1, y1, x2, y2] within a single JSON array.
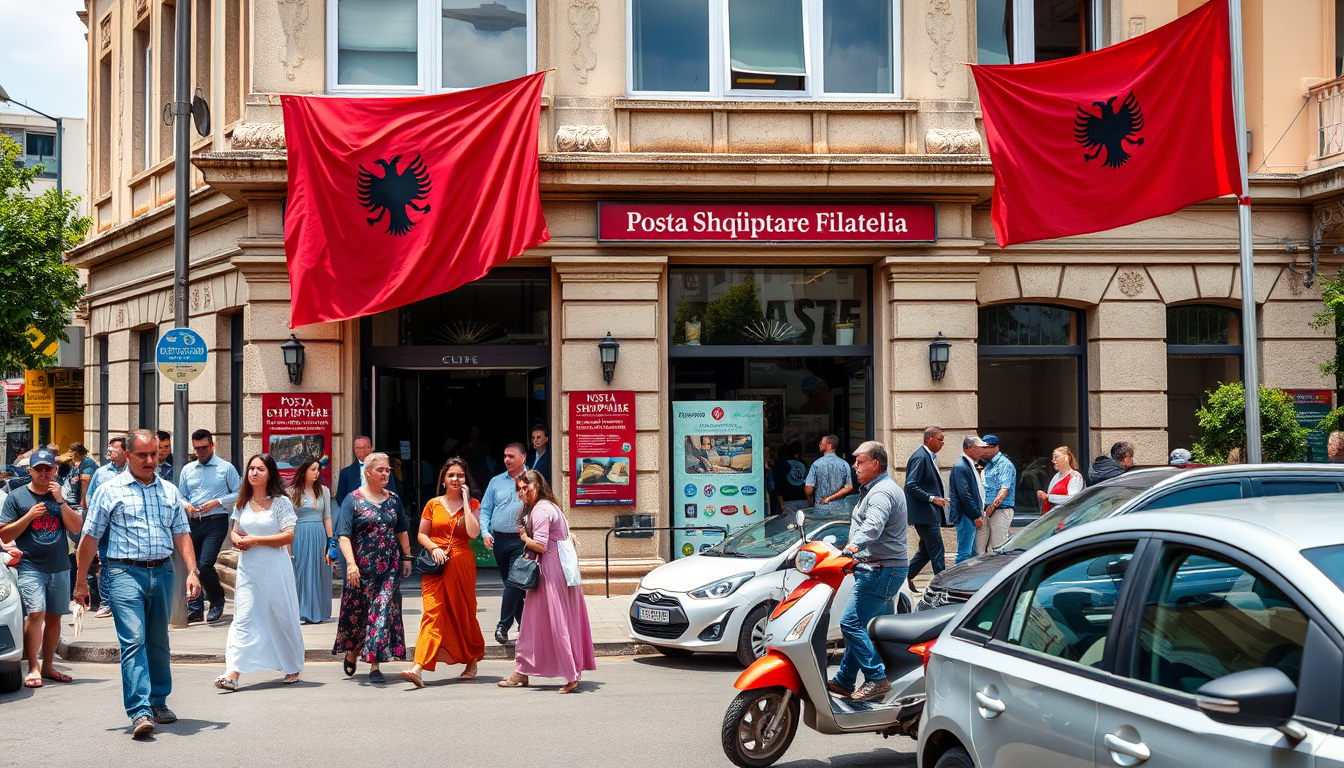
[[907, 523, 947, 580], [492, 533, 527, 632], [187, 515, 228, 613]]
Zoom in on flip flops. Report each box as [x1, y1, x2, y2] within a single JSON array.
[[214, 676, 239, 692], [42, 671, 73, 683], [283, 674, 301, 685], [399, 670, 424, 688], [496, 674, 529, 688]]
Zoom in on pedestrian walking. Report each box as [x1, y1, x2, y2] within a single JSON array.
[[216, 454, 304, 691], [771, 440, 808, 514], [480, 442, 528, 644], [497, 470, 595, 693], [178, 429, 241, 623], [827, 441, 908, 701], [976, 436, 1016, 555], [0, 448, 84, 688], [67, 443, 98, 509], [527, 424, 552, 486], [1088, 441, 1135, 485], [805, 434, 853, 513], [903, 427, 949, 591], [333, 452, 411, 684], [948, 436, 987, 565], [288, 458, 334, 624], [86, 437, 129, 617], [1037, 446, 1084, 513], [74, 430, 202, 738], [400, 458, 484, 688]]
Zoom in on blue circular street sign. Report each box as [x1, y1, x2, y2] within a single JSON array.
[[156, 328, 209, 383]]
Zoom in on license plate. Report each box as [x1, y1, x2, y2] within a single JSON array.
[[638, 607, 670, 623]]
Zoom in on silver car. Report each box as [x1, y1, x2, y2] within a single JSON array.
[[918, 494, 1344, 768]]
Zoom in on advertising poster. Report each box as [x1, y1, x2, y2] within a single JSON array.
[[569, 390, 636, 507], [671, 401, 765, 559], [1284, 389, 1335, 462], [261, 393, 333, 485]]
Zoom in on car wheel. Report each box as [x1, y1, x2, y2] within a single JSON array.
[[736, 603, 773, 667], [933, 746, 974, 768], [721, 686, 800, 768], [0, 663, 22, 694], [653, 645, 693, 658]]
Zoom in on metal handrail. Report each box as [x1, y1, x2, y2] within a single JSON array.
[[603, 525, 728, 597]]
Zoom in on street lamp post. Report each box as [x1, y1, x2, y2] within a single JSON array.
[[0, 84, 63, 198]]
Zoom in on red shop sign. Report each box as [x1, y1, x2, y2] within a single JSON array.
[[598, 203, 936, 243], [569, 390, 636, 507]]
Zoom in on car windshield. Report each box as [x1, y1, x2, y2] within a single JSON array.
[[706, 511, 848, 558], [1303, 544, 1344, 593], [999, 484, 1142, 552]]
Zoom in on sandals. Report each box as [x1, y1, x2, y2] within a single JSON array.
[[283, 673, 301, 685], [23, 676, 42, 688], [214, 676, 239, 692], [343, 655, 357, 677], [399, 669, 424, 688], [559, 681, 580, 694], [368, 668, 386, 684], [42, 670, 73, 683], [460, 663, 478, 680], [496, 673, 529, 688]]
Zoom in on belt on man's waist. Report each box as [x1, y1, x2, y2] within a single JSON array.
[[491, 531, 521, 539], [107, 557, 170, 568], [854, 560, 906, 569]]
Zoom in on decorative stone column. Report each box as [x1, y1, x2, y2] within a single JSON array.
[[1089, 268, 1169, 466]]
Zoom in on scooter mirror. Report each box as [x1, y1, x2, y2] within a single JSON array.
[[795, 509, 807, 544]]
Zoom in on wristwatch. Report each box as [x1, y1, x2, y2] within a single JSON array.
[[190, 568, 201, 575]]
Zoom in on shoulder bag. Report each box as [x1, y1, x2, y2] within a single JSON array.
[[413, 497, 456, 576], [554, 506, 582, 588], [505, 551, 540, 591]]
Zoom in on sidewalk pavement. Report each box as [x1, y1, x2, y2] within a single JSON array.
[[59, 571, 644, 664]]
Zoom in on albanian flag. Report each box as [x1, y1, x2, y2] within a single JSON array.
[[282, 72, 550, 327], [971, 0, 1240, 247]]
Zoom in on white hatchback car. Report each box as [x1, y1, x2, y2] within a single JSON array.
[[919, 494, 1344, 768], [628, 508, 913, 665], [0, 552, 24, 693]]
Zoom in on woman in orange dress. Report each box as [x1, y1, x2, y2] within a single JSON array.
[[400, 458, 484, 687]]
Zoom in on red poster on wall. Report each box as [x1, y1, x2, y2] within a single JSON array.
[[261, 393, 334, 486], [569, 390, 636, 507]]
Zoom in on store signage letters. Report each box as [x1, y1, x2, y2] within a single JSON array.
[[441, 355, 480, 366], [598, 203, 936, 242]]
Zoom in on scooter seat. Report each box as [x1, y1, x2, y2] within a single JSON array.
[[869, 604, 959, 645]]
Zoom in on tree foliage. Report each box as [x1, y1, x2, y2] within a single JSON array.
[[1191, 382, 1308, 464], [0, 135, 88, 372], [1311, 267, 1344, 399]]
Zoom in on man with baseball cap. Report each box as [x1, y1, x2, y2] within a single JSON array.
[[977, 435, 1016, 555], [0, 448, 85, 687], [1169, 448, 1195, 468]]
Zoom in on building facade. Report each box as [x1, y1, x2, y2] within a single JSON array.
[[69, 0, 1342, 591]]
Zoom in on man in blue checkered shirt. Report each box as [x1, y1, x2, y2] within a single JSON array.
[[976, 435, 1017, 554], [74, 429, 201, 738]]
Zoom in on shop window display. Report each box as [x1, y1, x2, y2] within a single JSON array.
[[670, 267, 868, 347]]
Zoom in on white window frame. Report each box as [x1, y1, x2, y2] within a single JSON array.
[[626, 0, 903, 101], [1008, 0, 1106, 64], [326, 0, 537, 95]]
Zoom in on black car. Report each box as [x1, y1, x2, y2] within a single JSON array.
[[915, 463, 1344, 611]]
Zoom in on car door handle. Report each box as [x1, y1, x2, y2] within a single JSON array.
[[975, 691, 1006, 718], [1104, 733, 1151, 763]]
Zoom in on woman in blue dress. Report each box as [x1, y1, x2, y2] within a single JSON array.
[[287, 458, 333, 624]]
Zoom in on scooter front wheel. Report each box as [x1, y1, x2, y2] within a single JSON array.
[[721, 687, 801, 768]]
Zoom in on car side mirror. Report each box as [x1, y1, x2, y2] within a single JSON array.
[[1086, 555, 1132, 578], [1196, 668, 1305, 740]]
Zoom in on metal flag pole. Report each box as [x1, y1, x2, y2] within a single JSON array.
[[1228, 0, 1262, 463], [169, 0, 192, 627]]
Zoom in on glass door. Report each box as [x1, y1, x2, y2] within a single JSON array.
[[371, 367, 425, 518]]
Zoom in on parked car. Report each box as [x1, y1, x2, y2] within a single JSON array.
[[0, 551, 24, 694], [917, 463, 1344, 611], [628, 506, 914, 665], [918, 493, 1344, 768]]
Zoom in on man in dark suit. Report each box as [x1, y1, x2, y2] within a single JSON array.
[[948, 435, 987, 565], [526, 424, 552, 487], [335, 435, 398, 507], [904, 427, 949, 591]]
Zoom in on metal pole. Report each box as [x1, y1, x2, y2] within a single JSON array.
[[169, 0, 192, 628], [1228, 0, 1262, 463]]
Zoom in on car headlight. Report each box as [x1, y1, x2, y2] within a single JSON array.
[[795, 550, 818, 574], [688, 572, 755, 600]]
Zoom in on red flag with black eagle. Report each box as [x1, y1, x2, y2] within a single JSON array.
[[970, 0, 1240, 248], [282, 72, 550, 327]]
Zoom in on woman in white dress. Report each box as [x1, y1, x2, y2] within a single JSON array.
[[215, 453, 305, 691]]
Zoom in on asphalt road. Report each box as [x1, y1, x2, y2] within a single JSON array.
[[0, 655, 917, 768]]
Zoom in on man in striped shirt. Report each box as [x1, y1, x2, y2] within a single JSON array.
[[74, 429, 201, 739]]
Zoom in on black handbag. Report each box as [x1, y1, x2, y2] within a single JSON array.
[[413, 498, 458, 576], [505, 553, 539, 592]]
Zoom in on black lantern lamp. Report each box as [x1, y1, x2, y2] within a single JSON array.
[[598, 332, 620, 384], [928, 332, 951, 382], [281, 334, 306, 385]]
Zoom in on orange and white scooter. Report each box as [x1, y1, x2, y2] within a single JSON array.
[[720, 511, 958, 768]]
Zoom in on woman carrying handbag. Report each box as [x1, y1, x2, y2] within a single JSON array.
[[497, 470, 596, 694]]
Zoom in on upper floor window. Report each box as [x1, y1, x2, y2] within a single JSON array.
[[977, 0, 1104, 65], [330, 0, 535, 92], [629, 0, 901, 98]]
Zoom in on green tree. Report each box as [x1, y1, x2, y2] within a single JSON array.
[[1191, 382, 1309, 464], [0, 135, 88, 371], [1311, 267, 1344, 402], [702, 275, 765, 345]]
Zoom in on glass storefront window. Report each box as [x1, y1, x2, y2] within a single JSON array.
[[369, 267, 549, 346], [979, 303, 1077, 346], [1166, 306, 1242, 452], [670, 267, 868, 347]]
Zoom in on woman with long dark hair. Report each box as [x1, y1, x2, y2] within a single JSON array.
[[497, 471, 595, 693], [215, 454, 304, 690], [400, 458, 484, 688], [288, 458, 333, 624]]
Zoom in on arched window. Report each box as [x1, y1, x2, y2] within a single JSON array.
[[978, 304, 1087, 518], [1166, 305, 1242, 454]]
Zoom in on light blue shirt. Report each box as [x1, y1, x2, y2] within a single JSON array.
[[983, 451, 1018, 509], [82, 471, 190, 561], [176, 454, 241, 517], [804, 452, 853, 513], [85, 460, 127, 508], [479, 470, 523, 537]]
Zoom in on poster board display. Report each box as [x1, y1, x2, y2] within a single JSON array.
[[261, 393, 333, 485], [568, 390, 636, 507], [671, 401, 765, 559], [1284, 389, 1335, 463]]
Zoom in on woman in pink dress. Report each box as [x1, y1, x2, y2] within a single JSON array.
[[497, 470, 595, 693]]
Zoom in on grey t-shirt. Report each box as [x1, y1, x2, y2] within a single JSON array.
[[0, 485, 68, 573]]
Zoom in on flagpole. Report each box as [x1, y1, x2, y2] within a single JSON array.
[[1228, 0, 1262, 463]]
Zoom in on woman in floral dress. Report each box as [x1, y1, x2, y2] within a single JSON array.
[[332, 452, 412, 684]]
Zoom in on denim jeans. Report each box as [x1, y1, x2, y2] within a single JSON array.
[[103, 562, 174, 721], [954, 516, 979, 565], [834, 563, 907, 690]]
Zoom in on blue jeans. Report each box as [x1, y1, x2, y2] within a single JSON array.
[[954, 516, 979, 565], [835, 564, 907, 689], [103, 562, 174, 721], [97, 534, 110, 608]]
